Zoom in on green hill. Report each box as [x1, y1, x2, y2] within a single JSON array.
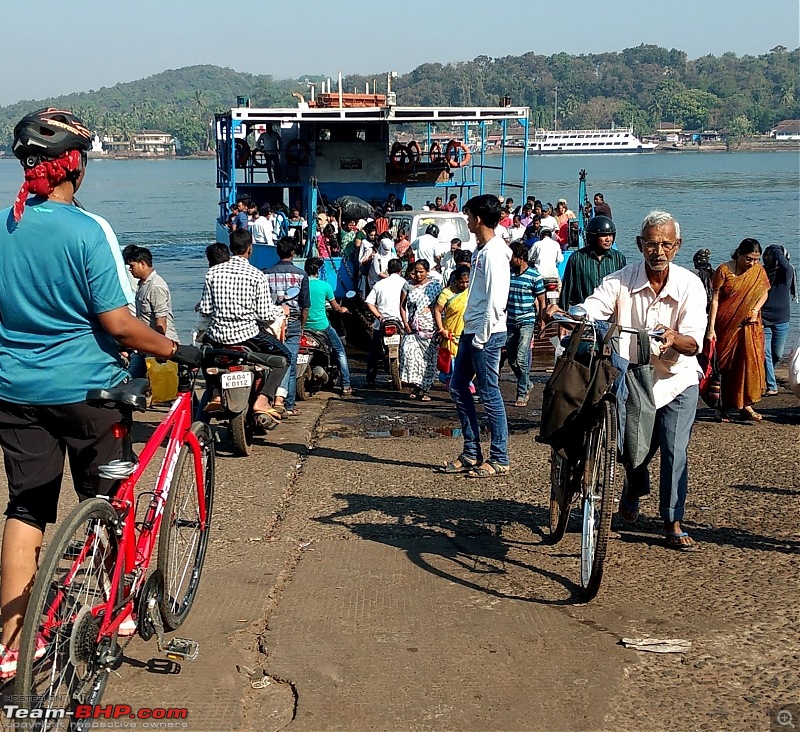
[[1, 46, 797, 154]]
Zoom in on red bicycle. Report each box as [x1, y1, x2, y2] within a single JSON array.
[[14, 346, 281, 728]]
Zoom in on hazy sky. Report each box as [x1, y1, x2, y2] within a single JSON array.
[[1, 0, 797, 107]]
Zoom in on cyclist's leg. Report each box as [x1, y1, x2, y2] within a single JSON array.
[[0, 402, 65, 651], [57, 401, 126, 503]]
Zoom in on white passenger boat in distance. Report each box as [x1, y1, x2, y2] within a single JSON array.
[[527, 127, 657, 154]]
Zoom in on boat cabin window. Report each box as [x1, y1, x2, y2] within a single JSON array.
[[315, 124, 384, 143]]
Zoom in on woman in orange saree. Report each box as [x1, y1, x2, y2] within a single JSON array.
[[707, 238, 770, 422]]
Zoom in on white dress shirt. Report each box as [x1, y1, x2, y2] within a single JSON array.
[[581, 260, 708, 408]]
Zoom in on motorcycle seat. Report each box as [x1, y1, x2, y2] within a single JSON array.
[[87, 378, 150, 412]]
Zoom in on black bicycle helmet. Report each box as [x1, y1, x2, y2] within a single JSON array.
[[425, 223, 440, 238], [585, 215, 616, 238], [12, 108, 92, 168]]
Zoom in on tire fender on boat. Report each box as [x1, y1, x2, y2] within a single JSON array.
[[389, 142, 414, 171]]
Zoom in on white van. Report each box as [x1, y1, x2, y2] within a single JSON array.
[[386, 210, 477, 251]]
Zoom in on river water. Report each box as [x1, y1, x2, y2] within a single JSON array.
[[0, 151, 797, 340]]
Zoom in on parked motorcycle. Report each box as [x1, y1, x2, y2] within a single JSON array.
[[295, 290, 352, 400], [201, 347, 287, 456], [379, 317, 403, 391]]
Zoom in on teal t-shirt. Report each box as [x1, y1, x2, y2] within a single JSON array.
[[306, 278, 334, 330], [0, 199, 134, 405]]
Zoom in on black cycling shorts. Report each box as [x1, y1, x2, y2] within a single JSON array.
[[0, 399, 124, 531]]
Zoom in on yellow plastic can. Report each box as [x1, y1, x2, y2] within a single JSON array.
[[145, 357, 178, 403]]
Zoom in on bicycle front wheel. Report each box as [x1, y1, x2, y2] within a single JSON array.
[[18, 498, 122, 730], [579, 400, 618, 600], [158, 421, 215, 630]]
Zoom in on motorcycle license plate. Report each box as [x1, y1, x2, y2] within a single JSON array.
[[297, 353, 311, 364], [384, 335, 401, 346], [221, 371, 253, 389]]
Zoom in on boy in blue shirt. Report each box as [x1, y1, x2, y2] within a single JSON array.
[[506, 240, 546, 406]]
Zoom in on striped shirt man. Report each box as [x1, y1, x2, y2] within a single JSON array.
[[507, 265, 546, 327]]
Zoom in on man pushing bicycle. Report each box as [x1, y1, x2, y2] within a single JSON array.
[[546, 210, 707, 551]]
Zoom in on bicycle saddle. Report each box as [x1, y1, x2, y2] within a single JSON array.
[[87, 378, 150, 412]]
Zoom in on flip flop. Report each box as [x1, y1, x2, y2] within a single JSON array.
[[739, 408, 763, 422], [254, 407, 282, 421], [665, 532, 697, 552], [714, 409, 731, 423], [419, 393, 432, 402]]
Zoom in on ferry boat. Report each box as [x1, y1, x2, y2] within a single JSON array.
[[527, 127, 657, 155], [213, 89, 530, 294]]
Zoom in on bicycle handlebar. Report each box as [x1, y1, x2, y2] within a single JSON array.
[[551, 313, 665, 340]]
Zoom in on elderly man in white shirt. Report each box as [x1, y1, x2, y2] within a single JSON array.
[[570, 210, 707, 551]]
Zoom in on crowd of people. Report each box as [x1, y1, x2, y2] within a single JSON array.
[[0, 105, 796, 680]]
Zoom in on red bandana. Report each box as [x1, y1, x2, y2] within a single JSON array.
[[12, 150, 82, 222]]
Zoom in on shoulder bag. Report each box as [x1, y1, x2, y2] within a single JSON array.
[[623, 329, 656, 469]]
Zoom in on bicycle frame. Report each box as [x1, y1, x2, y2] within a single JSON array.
[[49, 387, 209, 642]]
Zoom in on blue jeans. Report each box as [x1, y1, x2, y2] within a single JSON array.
[[506, 322, 535, 400], [623, 384, 698, 524], [764, 321, 790, 391], [325, 325, 351, 389], [278, 326, 302, 410], [449, 331, 509, 466]]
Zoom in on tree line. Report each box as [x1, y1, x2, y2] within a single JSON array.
[[0, 46, 797, 155]]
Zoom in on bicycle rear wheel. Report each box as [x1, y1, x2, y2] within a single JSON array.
[[548, 450, 572, 543], [158, 421, 215, 630], [18, 498, 122, 730], [579, 399, 617, 600]]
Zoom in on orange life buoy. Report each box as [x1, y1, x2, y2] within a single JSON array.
[[445, 140, 471, 168], [285, 138, 311, 166], [234, 139, 251, 168], [429, 140, 444, 163], [390, 141, 413, 171]]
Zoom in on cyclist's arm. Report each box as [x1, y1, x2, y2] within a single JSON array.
[[98, 307, 175, 357]]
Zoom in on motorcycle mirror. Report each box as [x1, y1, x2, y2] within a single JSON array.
[[284, 286, 301, 300], [344, 290, 357, 299]]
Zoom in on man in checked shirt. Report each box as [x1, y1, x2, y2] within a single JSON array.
[[198, 229, 291, 424]]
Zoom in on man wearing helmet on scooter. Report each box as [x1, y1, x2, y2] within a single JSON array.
[[0, 108, 194, 678], [559, 215, 627, 309]]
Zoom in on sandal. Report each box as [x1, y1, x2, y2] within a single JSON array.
[[468, 460, 510, 479], [419, 392, 432, 402], [714, 409, 731, 423], [203, 391, 223, 413], [665, 531, 697, 552], [440, 454, 481, 474], [764, 389, 779, 396], [739, 407, 763, 422], [254, 407, 283, 421], [283, 408, 302, 417], [514, 395, 530, 407]]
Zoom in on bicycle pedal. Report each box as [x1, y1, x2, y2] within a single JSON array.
[[163, 638, 199, 661]]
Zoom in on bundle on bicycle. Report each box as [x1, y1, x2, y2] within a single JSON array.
[[12, 345, 229, 729], [537, 311, 662, 600]]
